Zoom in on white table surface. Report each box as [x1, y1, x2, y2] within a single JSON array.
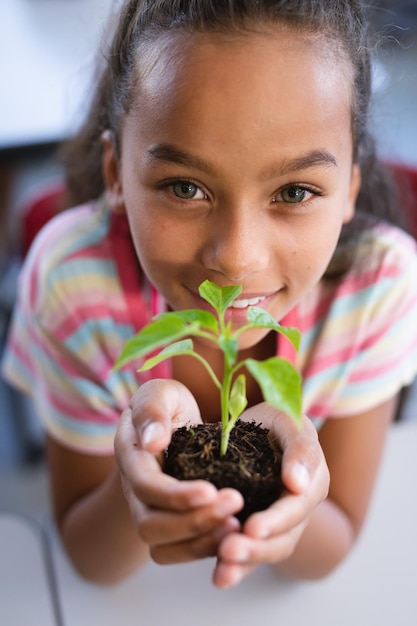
[[0, 0, 117, 151], [0, 513, 58, 626], [49, 420, 417, 626]]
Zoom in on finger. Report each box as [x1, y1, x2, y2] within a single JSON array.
[[218, 523, 304, 566], [129, 379, 203, 452], [138, 474, 219, 511], [139, 489, 243, 544], [115, 395, 218, 510], [239, 406, 322, 494], [269, 413, 328, 495], [212, 559, 257, 589], [149, 517, 241, 564], [242, 491, 311, 539], [283, 419, 328, 495], [117, 434, 219, 511]]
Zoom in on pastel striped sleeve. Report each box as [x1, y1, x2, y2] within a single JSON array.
[[302, 227, 417, 419], [2, 208, 157, 455], [4, 286, 129, 454], [335, 248, 417, 414]]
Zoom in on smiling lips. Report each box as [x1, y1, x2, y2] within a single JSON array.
[[230, 296, 266, 309]]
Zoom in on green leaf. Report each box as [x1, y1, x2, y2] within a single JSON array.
[[114, 317, 199, 369], [156, 309, 218, 333], [140, 339, 194, 371], [229, 374, 248, 422], [246, 357, 302, 426], [199, 280, 242, 314], [246, 307, 301, 351]]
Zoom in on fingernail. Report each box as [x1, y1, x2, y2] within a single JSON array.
[[213, 520, 239, 543], [292, 463, 310, 490], [141, 421, 165, 447]]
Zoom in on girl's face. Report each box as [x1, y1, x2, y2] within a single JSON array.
[[104, 28, 360, 349]]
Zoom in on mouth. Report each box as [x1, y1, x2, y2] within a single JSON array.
[[229, 295, 267, 309]]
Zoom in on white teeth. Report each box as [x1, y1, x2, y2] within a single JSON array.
[[231, 296, 266, 309]]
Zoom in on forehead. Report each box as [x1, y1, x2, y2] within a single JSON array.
[[125, 28, 354, 161], [134, 25, 352, 102]]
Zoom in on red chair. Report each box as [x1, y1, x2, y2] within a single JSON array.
[[21, 184, 66, 257], [388, 162, 417, 239]]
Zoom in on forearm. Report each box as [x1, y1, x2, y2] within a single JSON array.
[[276, 497, 356, 580], [279, 398, 397, 580], [59, 468, 149, 584]]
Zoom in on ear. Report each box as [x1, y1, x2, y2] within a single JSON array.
[[343, 163, 361, 224], [101, 130, 125, 213]]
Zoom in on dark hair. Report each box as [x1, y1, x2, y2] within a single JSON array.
[[60, 0, 405, 272]]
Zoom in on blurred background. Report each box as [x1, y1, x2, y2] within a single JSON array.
[[0, 0, 416, 520]]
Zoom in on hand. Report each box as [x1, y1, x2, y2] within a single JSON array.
[[114, 379, 244, 565], [212, 405, 330, 588]]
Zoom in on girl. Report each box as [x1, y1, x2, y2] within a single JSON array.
[[3, 0, 417, 589]]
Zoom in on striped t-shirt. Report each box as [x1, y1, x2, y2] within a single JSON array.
[[3, 200, 417, 454]]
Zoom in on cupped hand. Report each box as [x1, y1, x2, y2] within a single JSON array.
[[213, 404, 330, 588], [114, 379, 243, 564]]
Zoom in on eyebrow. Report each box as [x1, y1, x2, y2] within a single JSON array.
[[261, 150, 338, 181], [147, 144, 338, 178], [147, 144, 217, 175]]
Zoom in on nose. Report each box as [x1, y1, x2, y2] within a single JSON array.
[[201, 203, 270, 282]]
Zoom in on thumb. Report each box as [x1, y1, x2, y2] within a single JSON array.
[[129, 378, 202, 453], [280, 416, 326, 495]]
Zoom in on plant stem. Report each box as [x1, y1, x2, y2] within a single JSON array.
[[220, 358, 233, 456]]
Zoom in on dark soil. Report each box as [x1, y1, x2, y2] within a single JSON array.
[[164, 420, 284, 523]]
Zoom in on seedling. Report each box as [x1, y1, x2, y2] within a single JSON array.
[[115, 280, 302, 456]]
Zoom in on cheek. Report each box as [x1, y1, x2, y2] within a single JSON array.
[[132, 218, 172, 261], [287, 215, 343, 280], [127, 210, 197, 271]]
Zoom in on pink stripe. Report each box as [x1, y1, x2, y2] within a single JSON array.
[[68, 246, 113, 261], [303, 346, 356, 377], [304, 284, 417, 377], [301, 328, 410, 380], [108, 213, 153, 334], [52, 302, 135, 342], [277, 307, 299, 365], [151, 284, 160, 316], [299, 264, 402, 331], [25, 205, 97, 309], [7, 335, 32, 378], [358, 295, 417, 352], [306, 401, 338, 419], [335, 264, 401, 297], [46, 390, 118, 425], [8, 326, 128, 425], [349, 338, 417, 382]]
